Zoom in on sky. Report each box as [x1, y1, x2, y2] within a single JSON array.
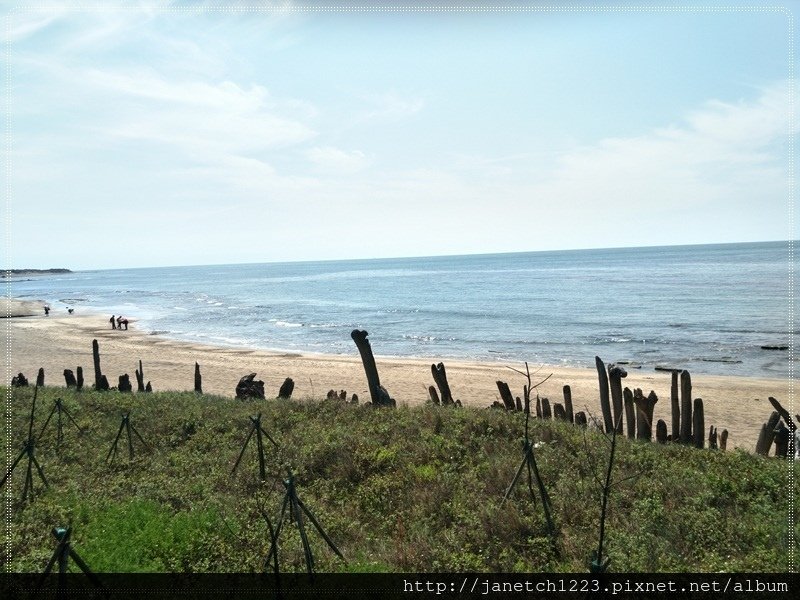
[[2, 1, 796, 269]]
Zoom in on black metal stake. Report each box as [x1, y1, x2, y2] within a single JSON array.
[[231, 413, 277, 481], [105, 412, 149, 463], [36, 526, 106, 599], [0, 386, 49, 503], [264, 470, 345, 575], [38, 398, 84, 453]]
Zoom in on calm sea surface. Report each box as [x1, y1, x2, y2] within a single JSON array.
[[9, 242, 795, 378]]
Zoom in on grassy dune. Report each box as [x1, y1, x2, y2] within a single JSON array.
[[1, 386, 795, 573]]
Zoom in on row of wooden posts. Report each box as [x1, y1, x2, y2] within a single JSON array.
[[8, 329, 793, 457]]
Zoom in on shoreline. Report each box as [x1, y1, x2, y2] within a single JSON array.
[[2, 299, 791, 450]]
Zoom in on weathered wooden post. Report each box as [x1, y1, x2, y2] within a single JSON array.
[[431, 363, 453, 405], [118, 374, 132, 393], [692, 398, 705, 449], [76, 367, 84, 391], [774, 421, 791, 458], [92, 339, 108, 391], [36, 368, 45, 388], [575, 412, 588, 427], [541, 398, 552, 420], [633, 389, 658, 441], [755, 424, 770, 456], [428, 386, 440, 405], [515, 397, 523, 411], [708, 426, 718, 449], [236, 373, 265, 400], [720, 429, 728, 451], [670, 370, 681, 440], [350, 330, 394, 407], [655, 419, 668, 443], [762, 411, 781, 455], [278, 378, 294, 399], [623, 387, 636, 439], [608, 364, 627, 435], [135, 360, 145, 392], [563, 385, 574, 423], [679, 370, 692, 444], [496, 381, 516, 411], [553, 403, 567, 421], [595, 356, 613, 434], [63, 369, 77, 388], [194, 362, 202, 394]]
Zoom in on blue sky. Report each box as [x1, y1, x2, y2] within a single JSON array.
[[3, 1, 796, 269]]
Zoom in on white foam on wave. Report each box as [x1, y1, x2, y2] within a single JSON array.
[[274, 320, 303, 328]]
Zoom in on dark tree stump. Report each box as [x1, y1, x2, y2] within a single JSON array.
[[118, 374, 132, 393], [670, 370, 681, 441], [350, 330, 394, 407], [563, 385, 574, 423], [236, 373, 265, 400], [515, 397, 523, 412], [97, 374, 110, 391], [692, 398, 705, 449], [351, 393, 358, 404], [278, 377, 295, 399], [553, 403, 567, 421], [11, 372, 28, 387], [720, 429, 728, 451], [194, 362, 202, 394], [655, 419, 668, 443], [76, 367, 84, 391], [633, 389, 658, 441], [339, 390, 347, 401], [595, 356, 613, 434], [536, 395, 542, 419], [679, 370, 693, 444], [774, 421, 791, 458], [541, 397, 552, 420], [762, 411, 781, 455], [623, 387, 635, 439], [428, 385, 440, 405], [36, 368, 45, 387], [608, 364, 627, 434], [92, 339, 103, 391], [755, 423, 769, 456], [496, 381, 516, 411], [574, 412, 588, 427], [136, 360, 145, 392], [145, 381, 152, 392], [768, 397, 797, 433], [708, 426, 718, 450], [326, 389, 336, 400], [431, 362, 453, 405], [64, 369, 77, 388]]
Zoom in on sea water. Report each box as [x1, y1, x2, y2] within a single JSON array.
[[9, 241, 795, 378]]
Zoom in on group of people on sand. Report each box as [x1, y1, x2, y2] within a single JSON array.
[[110, 315, 129, 330]]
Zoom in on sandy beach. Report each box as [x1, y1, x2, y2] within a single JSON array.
[[1, 299, 791, 451]]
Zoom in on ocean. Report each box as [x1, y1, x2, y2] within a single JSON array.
[[9, 241, 795, 378]]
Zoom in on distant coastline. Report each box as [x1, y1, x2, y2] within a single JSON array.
[[2, 268, 72, 278]]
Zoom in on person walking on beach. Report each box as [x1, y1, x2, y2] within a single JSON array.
[[116, 315, 123, 329], [44, 306, 50, 316], [110, 315, 116, 330], [120, 317, 129, 330]]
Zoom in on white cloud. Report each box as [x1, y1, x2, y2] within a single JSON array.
[[306, 146, 370, 173]]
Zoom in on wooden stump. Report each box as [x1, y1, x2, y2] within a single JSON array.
[[692, 398, 705, 449], [774, 421, 791, 458], [755, 423, 769, 456], [63, 369, 77, 388], [97, 374, 109, 392], [428, 386, 440, 405], [278, 378, 295, 400], [623, 387, 635, 439], [136, 360, 145, 392], [118, 374, 132, 393], [670, 370, 681, 441], [430, 363, 453, 405], [761, 411, 781, 455], [708, 426, 718, 450], [11, 373, 28, 387], [76, 367, 84, 391], [194, 362, 202, 394], [236, 373, 265, 401], [720, 429, 728, 451], [679, 370, 693, 444], [553, 403, 567, 421], [36, 368, 45, 387], [575, 412, 588, 427], [496, 381, 516, 411], [145, 381, 152, 392], [541, 397, 552, 420], [608, 364, 627, 434], [633, 389, 658, 441], [563, 385, 574, 423], [92, 339, 103, 391], [595, 356, 613, 434], [655, 419, 668, 444], [351, 330, 394, 407]]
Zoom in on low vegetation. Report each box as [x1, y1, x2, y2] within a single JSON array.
[[1, 386, 795, 572]]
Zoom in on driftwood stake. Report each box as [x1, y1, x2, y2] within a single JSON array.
[[692, 398, 705, 449], [720, 429, 728, 451], [431, 363, 453, 405], [428, 386, 440, 405], [63, 370, 77, 388], [623, 387, 635, 439], [75, 367, 84, 391], [92, 340, 102, 390], [194, 362, 202, 394], [608, 364, 627, 434], [541, 397, 552, 420], [655, 419, 668, 443], [135, 360, 145, 392], [575, 412, 588, 427], [278, 378, 294, 400], [595, 356, 613, 434], [350, 330, 394, 407], [679, 371, 693, 444], [633, 389, 658, 441], [563, 385, 574, 423], [36, 368, 45, 388], [496, 381, 516, 411], [670, 370, 681, 441]]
